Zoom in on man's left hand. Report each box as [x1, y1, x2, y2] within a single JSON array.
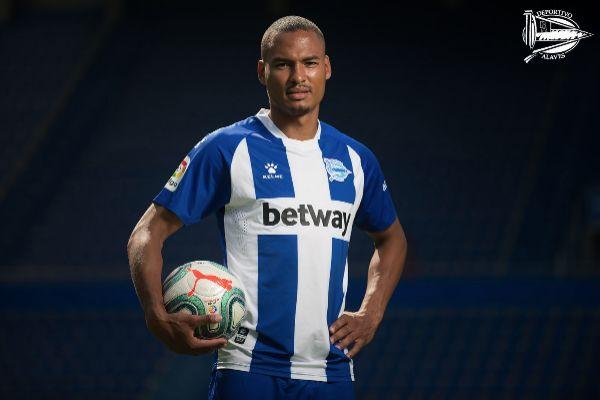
[[328, 311, 381, 359]]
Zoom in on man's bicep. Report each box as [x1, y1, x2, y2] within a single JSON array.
[[154, 203, 184, 232], [136, 203, 183, 242], [366, 218, 403, 246]]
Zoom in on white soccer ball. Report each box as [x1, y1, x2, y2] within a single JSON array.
[[162, 260, 246, 340]]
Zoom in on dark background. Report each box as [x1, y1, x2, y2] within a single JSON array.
[[0, 0, 599, 398]]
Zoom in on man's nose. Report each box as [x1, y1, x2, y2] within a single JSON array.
[[290, 63, 307, 83]]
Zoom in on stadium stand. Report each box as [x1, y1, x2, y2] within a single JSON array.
[[0, 8, 103, 187]]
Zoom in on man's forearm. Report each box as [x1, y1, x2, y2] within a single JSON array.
[[128, 227, 167, 320], [359, 223, 407, 322]]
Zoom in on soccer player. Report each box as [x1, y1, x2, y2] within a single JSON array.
[[128, 16, 407, 400]]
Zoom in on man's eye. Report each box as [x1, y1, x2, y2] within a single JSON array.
[[306, 61, 318, 66], [275, 63, 288, 68]]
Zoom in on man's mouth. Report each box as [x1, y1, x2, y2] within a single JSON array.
[[286, 87, 311, 100]]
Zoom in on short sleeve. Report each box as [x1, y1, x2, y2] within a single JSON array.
[[153, 132, 231, 225], [354, 149, 397, 232]]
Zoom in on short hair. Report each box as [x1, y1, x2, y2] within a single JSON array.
[[261, 16, 325, 60]]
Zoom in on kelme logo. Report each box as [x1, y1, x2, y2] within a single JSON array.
[[263, 162, 283, 180]]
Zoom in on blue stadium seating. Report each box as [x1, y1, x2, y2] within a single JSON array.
[[0, 10, 103, 182]]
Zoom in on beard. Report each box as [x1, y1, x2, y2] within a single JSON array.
[[267, 85, 324, 118], [269, 95, 316, 117], [283, 102, 312, 116]]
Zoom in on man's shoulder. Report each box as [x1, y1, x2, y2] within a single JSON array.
[[319, 120, 375, 161], [195, 115, 261, 152]]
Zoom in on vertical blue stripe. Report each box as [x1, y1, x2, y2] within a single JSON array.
[[250, 234, 298, 377], [326, 238, 351, 381], [318, 133, 355, 204], [246, 133, 295, 199]]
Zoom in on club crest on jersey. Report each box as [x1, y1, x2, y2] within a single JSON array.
[[263, 162, 283, 180], [323, 158, 352, 182], [165, 155, 190, 192]]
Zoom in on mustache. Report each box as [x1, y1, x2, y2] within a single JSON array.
[[286, 85, 311, 92]]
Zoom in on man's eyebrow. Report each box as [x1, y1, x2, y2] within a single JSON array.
[[270, 55, 321, 63]]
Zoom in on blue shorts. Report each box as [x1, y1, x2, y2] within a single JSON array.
[[208, 369, 355, 400]]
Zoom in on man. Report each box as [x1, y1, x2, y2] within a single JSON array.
[[128, 16, 407, 399]]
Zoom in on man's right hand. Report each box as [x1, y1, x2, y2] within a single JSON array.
[[146, 311, 229, 355], [128, 205, 227, 355]]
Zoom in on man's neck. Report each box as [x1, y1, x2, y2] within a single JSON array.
[[268, 106, 320, 141]]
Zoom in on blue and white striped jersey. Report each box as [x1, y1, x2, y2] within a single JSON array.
[[154, 108, 396, 382]]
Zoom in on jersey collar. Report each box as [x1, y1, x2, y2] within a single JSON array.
[[255, 108, 322, 149]]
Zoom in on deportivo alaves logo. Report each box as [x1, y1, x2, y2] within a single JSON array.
[[323, 158, 352, 182], [523, 10, 593, 63], [263, 202, 351, 236]]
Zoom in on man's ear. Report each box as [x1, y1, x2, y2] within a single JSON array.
[[257, 59, 266, 86], [324, 55, 332, 80]]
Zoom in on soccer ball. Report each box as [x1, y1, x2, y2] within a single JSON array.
[[162, 260, 246, 340]]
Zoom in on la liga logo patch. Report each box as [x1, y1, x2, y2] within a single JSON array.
[[165, 155, 190, 192]]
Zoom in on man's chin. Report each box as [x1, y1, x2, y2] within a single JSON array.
[[281, 102, 313, 116]]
